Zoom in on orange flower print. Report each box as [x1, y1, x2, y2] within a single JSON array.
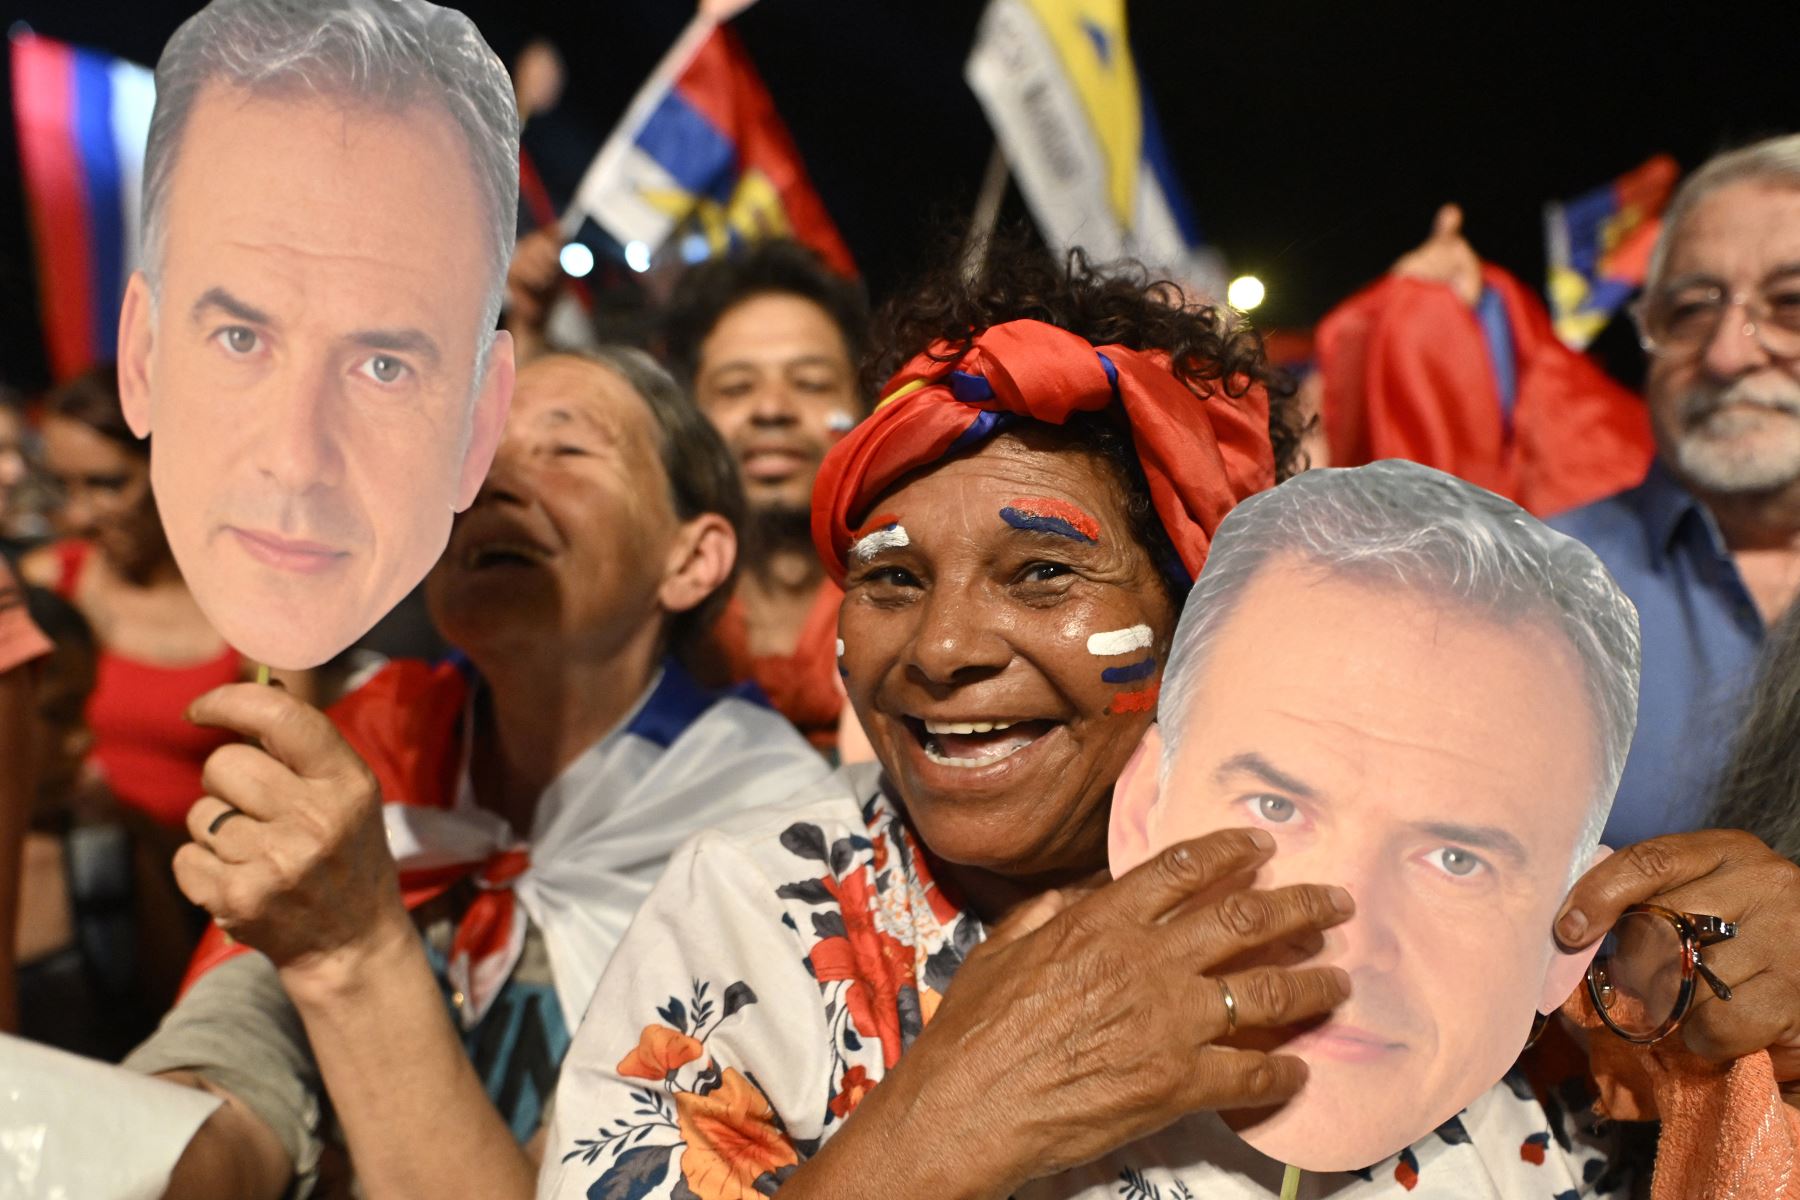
[[617, 1023, 703, 1081], [827, 1065, 875, 1120], [674, 1067, 799, 1200], [810, 869, 913, 1067]]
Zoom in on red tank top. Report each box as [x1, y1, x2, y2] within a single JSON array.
[[54, 541, 242, 827]]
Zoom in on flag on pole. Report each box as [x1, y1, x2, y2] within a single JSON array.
[[1544, 153, 1680, 350], [965, 0, 1225, 300], [11, 32, 156, 382], [563, 16, 854, 276]]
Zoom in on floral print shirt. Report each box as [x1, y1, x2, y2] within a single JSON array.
[[540, 765, 1632, 1200]]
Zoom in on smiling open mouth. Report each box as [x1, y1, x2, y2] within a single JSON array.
[[463, 540, 552, 570], [908, 717, 1058, 769]]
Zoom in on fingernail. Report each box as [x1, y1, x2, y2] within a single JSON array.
[[1331, 967, 1352, 993], [1557, 909, 1587, 943], [1248, 829, 1275, 851], [1327, 885, 1354, 913]]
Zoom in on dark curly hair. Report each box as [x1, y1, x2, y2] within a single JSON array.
[[865, 230, 1304, 594], [662, 239, 871, 406]]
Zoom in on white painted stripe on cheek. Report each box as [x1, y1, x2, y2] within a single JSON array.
[[851, 526, 910, 560], [1087, 624, 1154, 656], [836, 639, 845, 657]]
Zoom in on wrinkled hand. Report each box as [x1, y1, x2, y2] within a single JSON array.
[[866, 829, 1353, 1195], [174, 684, 407, 981], [1558, 829, 1800, 1080], [1390, 203, 1483, 307], [504, 228, 567, 331]]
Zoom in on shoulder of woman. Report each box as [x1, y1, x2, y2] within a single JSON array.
[[678, 762, 886, 866]]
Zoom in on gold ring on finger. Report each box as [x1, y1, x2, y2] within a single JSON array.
[[1217, 976, 1238, 1036]]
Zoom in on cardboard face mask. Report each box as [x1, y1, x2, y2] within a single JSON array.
[[1109, 461, 1640, 1173], [115, 0, 516, 671]]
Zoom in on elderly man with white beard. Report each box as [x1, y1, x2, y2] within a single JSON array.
[[1550, 133, 1800, 848]]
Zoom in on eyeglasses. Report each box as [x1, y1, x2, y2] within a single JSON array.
[[1586, 904, 1736, 1044], [1633, 279, 1800, 362]]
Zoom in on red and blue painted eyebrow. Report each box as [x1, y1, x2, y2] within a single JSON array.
[[999, 497, 1102, 544]]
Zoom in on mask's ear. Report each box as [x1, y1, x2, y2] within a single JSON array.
[[456, 330, 514, 512], [118, 272, 155, 440], [1108, 723, 1164, 880], [1539, 845, 1614, 1014]]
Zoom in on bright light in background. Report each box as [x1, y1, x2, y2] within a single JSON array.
[[559, 242, 595, 278], [680, 233, 712, 263], [624, 240, 652, 273], [1227, 275, 1265, 311]]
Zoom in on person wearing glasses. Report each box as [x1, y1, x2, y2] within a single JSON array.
[[1109, 460, 1642, 1175], [1547, 133, 1800, 850]]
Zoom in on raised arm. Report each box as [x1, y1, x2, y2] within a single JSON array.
[[171, 683, 535, 1200]]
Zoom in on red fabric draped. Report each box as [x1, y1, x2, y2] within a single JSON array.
[[1317, 265, 1655, 518], [811, 319, 1275, 583]]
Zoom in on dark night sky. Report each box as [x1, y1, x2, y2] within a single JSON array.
[[2, 0, 1797, 392]]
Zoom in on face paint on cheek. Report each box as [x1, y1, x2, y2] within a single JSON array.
[[836, 637, 847, 679], [1000, 496, 1101, 543], [1087, 624, 1153, 656], [1107, 684, 1159, 716], [851, 513, 909, 560], [826, 411, 856, 436], [1101, 655, 1157, 684]]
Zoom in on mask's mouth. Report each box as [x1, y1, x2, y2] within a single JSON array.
[[907, 716, 1059, 770]]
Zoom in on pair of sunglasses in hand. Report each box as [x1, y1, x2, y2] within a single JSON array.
[[1587, 904, 1736, 1044]]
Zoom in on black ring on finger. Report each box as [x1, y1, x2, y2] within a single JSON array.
[[207, 805, 245, 837]]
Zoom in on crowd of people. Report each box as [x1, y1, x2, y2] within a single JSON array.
[[4, 0, 1800, 1196]]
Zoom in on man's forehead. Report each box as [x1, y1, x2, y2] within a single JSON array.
[[514, 361, 650, 441], [162, 81, 487, 259], [1665, 181, 1800, 279], [704, 294, 851, 368], [1170, 565, 1598, 792]]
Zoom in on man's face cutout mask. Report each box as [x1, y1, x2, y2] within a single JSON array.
[[116, 0, 515, 670], [1109, 460, 1638, 1173]]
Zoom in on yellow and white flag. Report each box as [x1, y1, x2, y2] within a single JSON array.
[[966, 0, 1224, 299]]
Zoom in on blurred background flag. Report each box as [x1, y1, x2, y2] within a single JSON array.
[[1544, 153, 1680, 350], [561, 12, 855, 277], [10, 31, 156, 382], [965, 0, 1225, 301]]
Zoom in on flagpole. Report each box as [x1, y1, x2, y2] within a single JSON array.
[[960, 141, 1010, 283]]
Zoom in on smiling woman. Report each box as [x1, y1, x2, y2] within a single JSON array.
[[540, 251, 1428, 1200]]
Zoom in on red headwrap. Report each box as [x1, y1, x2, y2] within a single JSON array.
[[812, 318, 1274, 585]]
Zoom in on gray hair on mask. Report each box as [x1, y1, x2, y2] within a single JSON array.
[[140, 0, 520, 347]]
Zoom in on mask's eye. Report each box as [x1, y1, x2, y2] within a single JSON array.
[[359, 355, 410, 385], [215, 326, 259, 356], [1430, 846, 1486, 878], [1250, 794, 1297, 824]]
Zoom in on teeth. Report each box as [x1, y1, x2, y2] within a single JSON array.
[[923, 742, 1024, 769], [923, 719, 1016, 735]]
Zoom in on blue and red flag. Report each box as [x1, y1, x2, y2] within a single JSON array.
[[562, 15, 854, 277], [1544, 153, 1680, 350], [11, 32, 156, 382]]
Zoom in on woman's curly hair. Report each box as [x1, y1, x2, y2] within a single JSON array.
[[863, 229, 1305, 593]]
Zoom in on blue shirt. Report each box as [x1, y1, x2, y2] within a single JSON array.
[[1549, 463, 1766, 848]]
